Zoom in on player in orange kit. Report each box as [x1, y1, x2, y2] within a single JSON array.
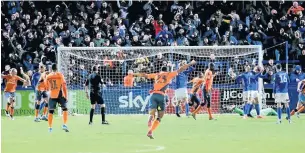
[[136, 60, 196, 139], [1, 68, 28, 120], [45, 64, 69, 132], [188, 72, 205, 114], [191, 63, 216, 120], [34, 64, 49, 122]]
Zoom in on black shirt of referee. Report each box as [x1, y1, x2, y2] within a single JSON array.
[[85, 67, 104, 104]]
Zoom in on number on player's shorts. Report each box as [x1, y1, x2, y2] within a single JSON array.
[[279, 74, 287, 83]]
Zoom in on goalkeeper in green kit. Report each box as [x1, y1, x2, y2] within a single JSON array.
[[230, 105, 277, 116]]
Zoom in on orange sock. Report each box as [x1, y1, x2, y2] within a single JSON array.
[[10, 107, 14, 116], [297, 106, 305, 113], [149, 119, 160, 132], [48, 113, 53, 128], [207, 108, 213, 119], [35, 109, 39, 118], [192, 106, 202, 114], [43, 107, 48, 116], [63, 111, 68, 125]]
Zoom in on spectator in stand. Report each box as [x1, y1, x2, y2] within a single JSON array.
[[93, 32, 104, 47], [1, 1, 305, 85], [124, 70, 134, 87], [264, 59, 276, 83], [290, 65, 305, 83], [143, 0, 158, 18], [265, 59, 276, 75], [287, 2, 304, 16], [117, 0, 132, 27]]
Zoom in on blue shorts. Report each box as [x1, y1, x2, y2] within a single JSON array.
[[298, 93, 305, 104], [4, 92, 15, 100], [35, 90, 48, 101], [149, 93, 165, 111]]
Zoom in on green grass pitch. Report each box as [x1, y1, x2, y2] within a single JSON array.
[[2, 114, 304, 153]]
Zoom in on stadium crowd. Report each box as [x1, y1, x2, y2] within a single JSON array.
[[1, 0, 305, 85]]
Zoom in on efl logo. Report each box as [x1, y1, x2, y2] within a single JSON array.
[[222, 91, 243, 101]]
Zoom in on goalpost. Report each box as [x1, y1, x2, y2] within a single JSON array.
[[57, 46, 263, 115]]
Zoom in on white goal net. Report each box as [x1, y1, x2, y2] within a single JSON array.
[[57, 46, 263, 115]]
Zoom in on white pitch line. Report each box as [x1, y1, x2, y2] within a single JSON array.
[[134, 145, 166, 153]]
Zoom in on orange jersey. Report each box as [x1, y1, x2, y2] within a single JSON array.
[[190, 77, 205, 94], [2, 75, 23, 92], [45, 72, 67, 99], [124, 75, 134, 87], [146, 71, 178, 95], [36, 72, 47, 91], [204, 69, 213, 91]]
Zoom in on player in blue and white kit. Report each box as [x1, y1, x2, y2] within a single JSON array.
[[174, 60, 195, 117], [273, 64, 291, 124], [234, 65, 252, 119], [235, 65, 267, 119], [247, 66, 269, 118]]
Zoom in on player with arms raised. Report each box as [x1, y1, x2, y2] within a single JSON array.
[[191, 63, 216, 120], [34, 64, 49, 122], [174, 60, 195, 117], [1, 68, 28, 120], [188, 72, 205, 113], [137, 60, 196, 139], [85, 65, 109, 125], [243, 66, 267, 118], [45, 64, 69, 132], [273, 64, 291, 124], [232, 65, 254, 119]]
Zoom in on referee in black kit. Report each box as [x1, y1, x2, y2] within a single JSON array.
[[85, 65, 109, 125]]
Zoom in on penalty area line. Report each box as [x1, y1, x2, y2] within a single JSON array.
[[133, 144, 166, 153]]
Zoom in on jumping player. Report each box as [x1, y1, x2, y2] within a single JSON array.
[[174, 60, 195, 117], [191, 63, 216, 120], [137, 60, 196, 139], [273, 64, 291, 124], [1, 68, 28, 120], [34, 64, 49, 122], [188, 72, 205, 113], [290, 79, 305, 117], [85, 65, 109, 125], [45, 64, 69, 132]]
